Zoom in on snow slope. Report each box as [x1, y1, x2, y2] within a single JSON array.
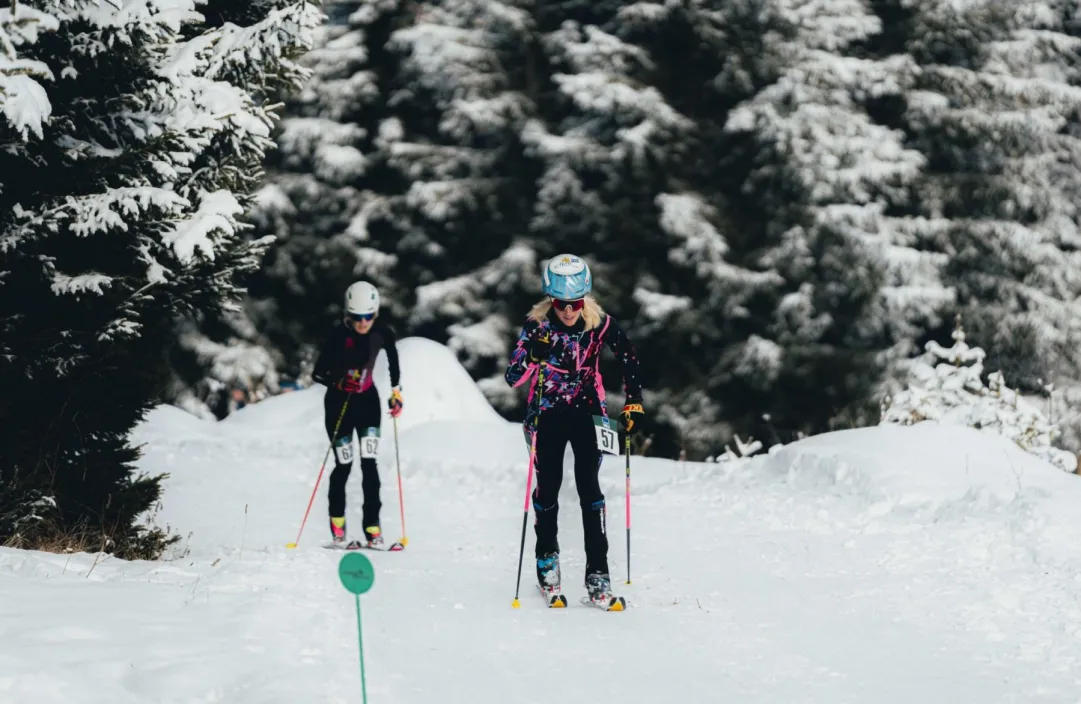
[[4, 337, 1081, 702]]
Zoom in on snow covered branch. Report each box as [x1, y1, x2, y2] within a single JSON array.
[[0, 2, 59, 140]]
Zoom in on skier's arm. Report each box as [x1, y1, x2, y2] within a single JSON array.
[[504, 318, 541, 388], [382, 323, 404, 416], [383, 323, 401, 388], [603, 316, 643, 401], [311, 328, 340, 386]]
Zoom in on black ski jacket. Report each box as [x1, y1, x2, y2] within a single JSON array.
[[312, 319, 401, 392]]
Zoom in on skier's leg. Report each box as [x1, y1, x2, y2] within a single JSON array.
[[570, 412, 609, 579], [356, 390, 383, 542], [325, 390, 356, 540], [532, 410, 568, 565]]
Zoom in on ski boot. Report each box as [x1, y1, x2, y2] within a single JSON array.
[[365, 525, 384, 549], [536, 552, 567, 608], [329, 516, 347, 546], [584, 572, 625, 611]]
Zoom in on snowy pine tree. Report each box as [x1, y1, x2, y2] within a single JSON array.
[[599, 0, 795, 455], [225, 0, 1081, 462], [0, 0, 318, 556], [894, 0, 1081, 394], [882, 316, 1076, 472], [376, 0, 540, 395], [719, 0, 939, 439], [237, 0, 414, 394], [527, 5, 692, 255], [162, 0, 325, 415], [238, 0, 542, 410], [519, 0, 718, 452]]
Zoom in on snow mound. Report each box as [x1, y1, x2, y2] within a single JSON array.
[[136, 404, 211, 437], [763, 422, 1074, 506], [220, 336, 505, 433], [218, 384, 324, 430], [379, 336, 506, 431], [127, 337, 513, 553], [755, 421, 1081, 563]]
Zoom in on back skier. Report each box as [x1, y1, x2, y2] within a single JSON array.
[[505, 254, 644, 609], [312, 281, 403, 548]]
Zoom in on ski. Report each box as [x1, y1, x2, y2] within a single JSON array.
[[363, 542, 404, 552], [580, 595, 626, 611], [317, 542, 399, 553], [538, 592, 566, 609], [361, 539, 406, 551], [539, 585, 568, 608], [321, 540, 404, 551], [322, 540, 362, 550]]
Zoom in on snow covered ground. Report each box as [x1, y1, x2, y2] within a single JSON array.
[[3, 337, 1081, 703]]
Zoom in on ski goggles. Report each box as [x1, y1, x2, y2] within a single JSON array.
[[550, 297, 585, 312], [347, 312, 376, 323]]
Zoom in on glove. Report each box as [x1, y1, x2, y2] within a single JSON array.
[[527, 328, 552, 363], [337, 369, 364, 394], [387, 386, 403, 418], [620, 398, 644, 434]]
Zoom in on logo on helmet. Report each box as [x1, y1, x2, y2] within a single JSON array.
[[549, 255, 584, 276], [541, 253, 592, 299]]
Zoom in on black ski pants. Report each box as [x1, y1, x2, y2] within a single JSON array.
[[324, 387, 382, 531], [532, 406, 609, 577]]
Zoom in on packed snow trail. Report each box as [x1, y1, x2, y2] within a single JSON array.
[[3, 338, 1081, 703]]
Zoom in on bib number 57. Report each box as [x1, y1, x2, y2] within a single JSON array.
[[592, 416, 619, 455]]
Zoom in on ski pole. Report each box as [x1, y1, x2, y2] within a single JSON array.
[[391, 414, 408, 549], [512, 360, 546, 608], [625, 432, 632, 585], [287, 394, 351, 549]]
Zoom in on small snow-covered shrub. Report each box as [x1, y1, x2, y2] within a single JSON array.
[[881, 316, 1076, 472]]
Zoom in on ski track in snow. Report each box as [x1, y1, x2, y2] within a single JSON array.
[[3, 340, 1081, 703]]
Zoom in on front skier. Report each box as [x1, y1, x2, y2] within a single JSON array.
[[505, 254, 644, 608], [312, 281, 403, 548]]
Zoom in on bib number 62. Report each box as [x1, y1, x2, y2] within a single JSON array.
[[360, 428, 380, 458]]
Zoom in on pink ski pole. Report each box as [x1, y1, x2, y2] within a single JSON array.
[[512, 362, 546, 608]]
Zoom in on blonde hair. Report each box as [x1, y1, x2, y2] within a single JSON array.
[[529, 295, 605, 330]]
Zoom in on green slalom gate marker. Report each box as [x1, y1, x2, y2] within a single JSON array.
[[339, 552, 375, 703]]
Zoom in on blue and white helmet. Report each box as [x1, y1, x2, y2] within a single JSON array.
[[542, 254, 592, 300]]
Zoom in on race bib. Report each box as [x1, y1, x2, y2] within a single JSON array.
[[360, 427, 380, 459], [334, 437, 355, 464], [592, 415, 619, 455]]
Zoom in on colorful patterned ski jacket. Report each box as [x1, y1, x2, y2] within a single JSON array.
[[504, 308, 642, 423]]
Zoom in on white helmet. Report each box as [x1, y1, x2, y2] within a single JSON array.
[[344, 281, 380, 319]]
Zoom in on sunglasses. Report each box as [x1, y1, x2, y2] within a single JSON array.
[[347, 312, 376, 323], [551, 297, 585, 311]]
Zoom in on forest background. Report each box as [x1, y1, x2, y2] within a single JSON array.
[[4, 0, 1081, 554]]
